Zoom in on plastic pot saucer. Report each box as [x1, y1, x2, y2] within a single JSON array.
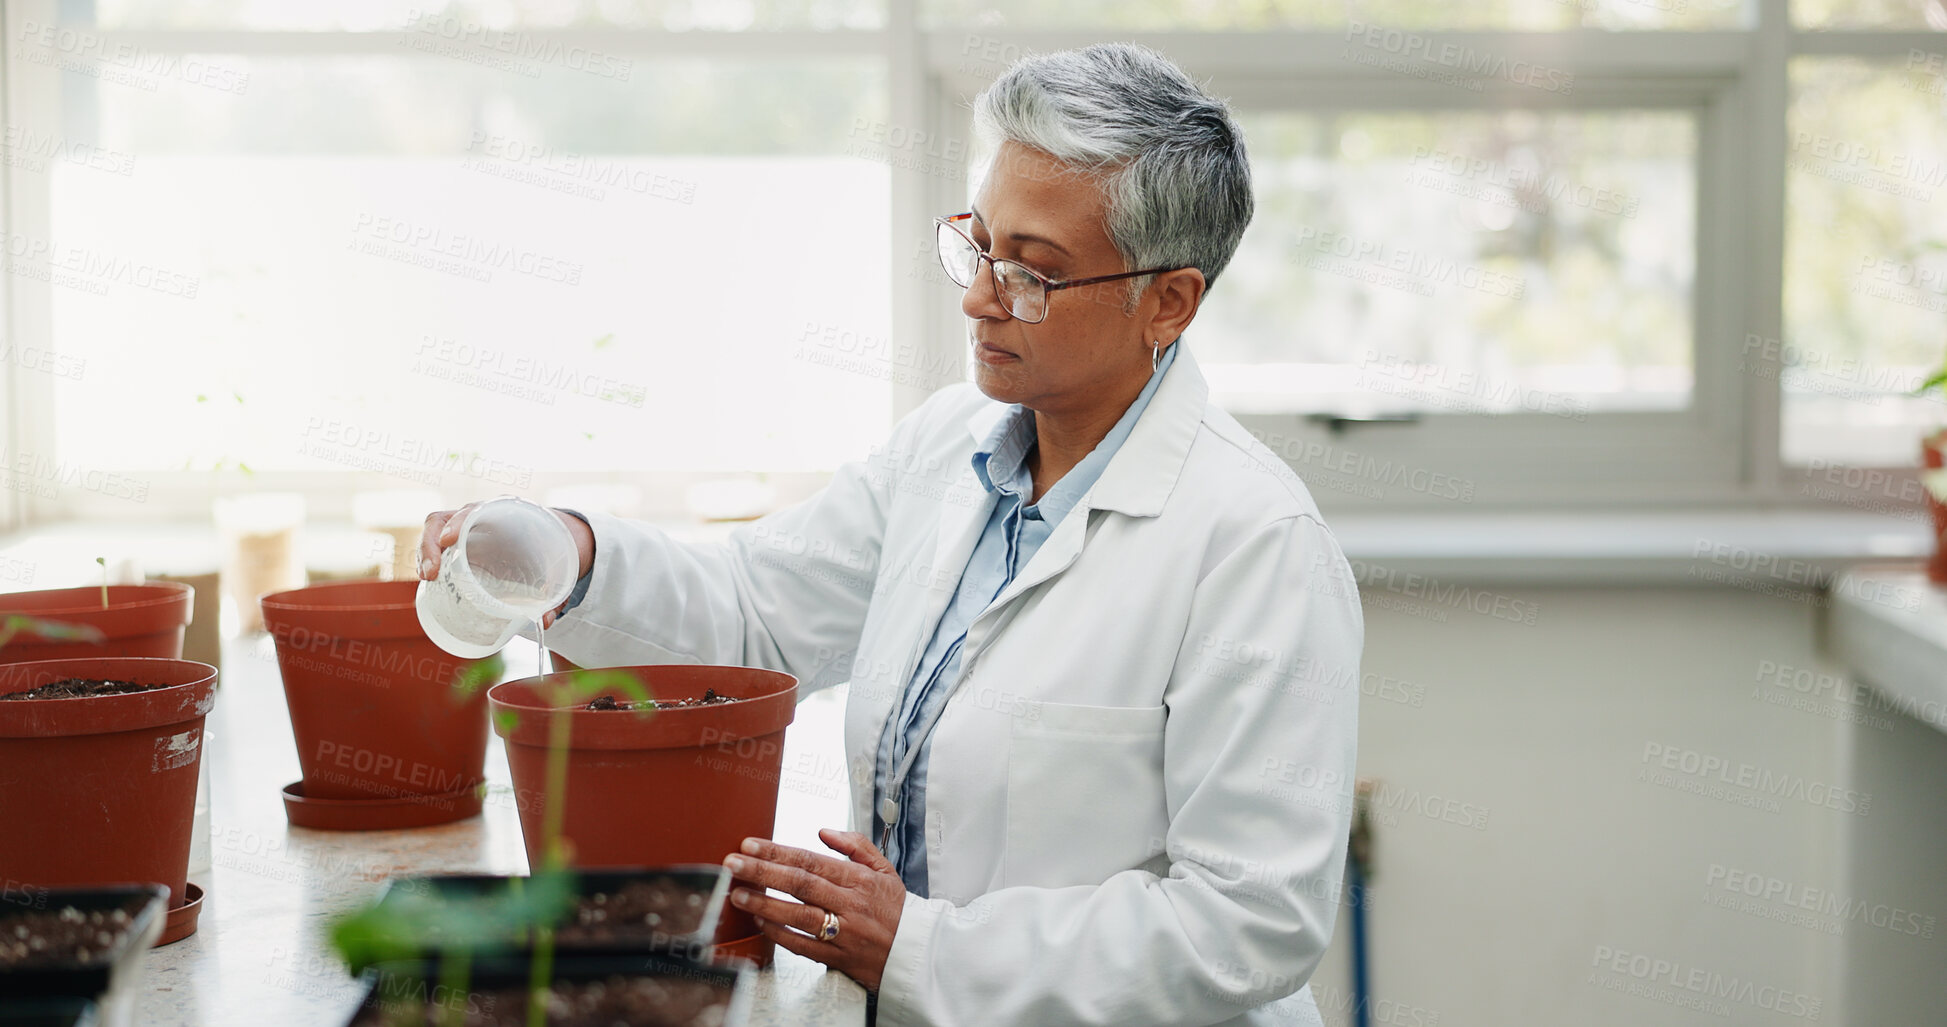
[[713, 931, 774, 969], [281, 780, 483, 832], [156, 882, 204, 947]]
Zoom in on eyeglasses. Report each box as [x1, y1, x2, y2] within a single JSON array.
[[934, 212, 1186, 324]]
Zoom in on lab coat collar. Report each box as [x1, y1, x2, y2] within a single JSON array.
[[961, 342, 1207, 519], [970, 406, 1035, 497]]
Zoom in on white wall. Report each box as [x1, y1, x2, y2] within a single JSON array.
[[1308, 583, 1901, 1027]]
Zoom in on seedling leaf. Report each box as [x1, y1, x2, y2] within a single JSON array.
[[327, 868, 577, 972], [451, 653, 506, 698], [0, 615, 107, 652], [550, 668, 656, 714]]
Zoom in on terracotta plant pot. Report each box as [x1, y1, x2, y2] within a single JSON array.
[[0, 658, 217, 946], [488, 665, 797, 966], [1925, 430, 1947, 585], [0, 584, 193, 664], [260, 581, 493, 824]]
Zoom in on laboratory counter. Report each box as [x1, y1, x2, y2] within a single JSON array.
[[136, 632, 869, 1027]]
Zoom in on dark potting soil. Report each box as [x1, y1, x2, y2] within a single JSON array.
[[353, 974, 732, 1027], [555, 878, 711, 944], [385, 876, 714, 948], [0, 677, 169, 701], [584, 689, 739, 712], [0, 900, 142, 969]]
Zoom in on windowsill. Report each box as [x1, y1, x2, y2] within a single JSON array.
[[1322, 506, 1934, 585], [0, 518, 747, 590], [0, 506, 1933, 589]]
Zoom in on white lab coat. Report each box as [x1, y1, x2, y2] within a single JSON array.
[[544, 344, 1363, 1027]]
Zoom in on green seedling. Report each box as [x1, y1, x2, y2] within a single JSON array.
[[0, 615, 106, 652], [1923, 469, 1947, 506], [1915, 346, 1947, 514], [327, 869, 576, 971], [0, 616, 108, 698], [1917, 362, 1947, 401], [186, 391, 253, 477], [95, 557, 109, 611]]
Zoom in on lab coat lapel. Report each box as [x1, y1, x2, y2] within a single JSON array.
[[900, 458, 994, 681], [855, 462, 994, 836], [980, 498, 1086, 622], [1085, 342, 1208, 519], [960, 345, 1211, 654], [931, 463, 992, 584]]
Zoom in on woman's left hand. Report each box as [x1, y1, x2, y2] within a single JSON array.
[[723, 827, 907, 993]]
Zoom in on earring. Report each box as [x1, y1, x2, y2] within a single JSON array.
[[1151, 341, 1162, 374]]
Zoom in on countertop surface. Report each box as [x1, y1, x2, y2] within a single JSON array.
[[1827, 564, 1947, 738], [137, 632, 868, 1027], [2, 504, 1933, 592]]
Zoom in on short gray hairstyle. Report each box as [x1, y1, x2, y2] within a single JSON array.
[[970, 42, 1254, 310]]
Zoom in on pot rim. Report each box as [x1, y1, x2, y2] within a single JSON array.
[[0, 582, 193, 618], [489, 665, 796, 706], [487, 665, 797, 749], [260, 578, 418, 614], [0, 657, 218, 737]]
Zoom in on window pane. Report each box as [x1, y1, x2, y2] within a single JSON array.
[[1794, 0, 1947, 30], [1190, 110, 1695, 417], [91, 0, 883, 31], [923, 0, 1743, 31], [49, 58, 891, 478], [1781, 57, 1947, 467]]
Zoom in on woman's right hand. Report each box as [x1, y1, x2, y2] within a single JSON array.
[[417, 503, 480, 583], [418, 504, 596, 628]]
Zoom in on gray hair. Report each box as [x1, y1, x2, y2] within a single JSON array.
[[970, 42, 1254, 311]]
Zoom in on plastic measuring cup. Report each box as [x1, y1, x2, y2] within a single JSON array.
[[415, 497, 580, 659]]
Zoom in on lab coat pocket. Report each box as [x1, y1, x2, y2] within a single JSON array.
[[1003, 700, 1169, 889]]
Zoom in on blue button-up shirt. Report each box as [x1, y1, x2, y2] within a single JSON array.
[[870, 342, 1179, 896]]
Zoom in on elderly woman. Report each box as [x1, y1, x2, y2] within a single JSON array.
[[423, 42, 1360, 1027]]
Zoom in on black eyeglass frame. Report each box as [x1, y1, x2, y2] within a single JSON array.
[[934, 212, 1189, 324]]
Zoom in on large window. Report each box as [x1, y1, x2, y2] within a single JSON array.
[[1783, 56, 1947, 466], [91, 0, 886, 30], [3, 0, 1944, 525], [919, 0, 1746, 30], [1196, 109, 1696, 418], [50, 58, 890, 478]]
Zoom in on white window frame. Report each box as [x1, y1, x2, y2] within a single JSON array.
[[923, 28, 1757, 510], [0, 0, 1938, 529]]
